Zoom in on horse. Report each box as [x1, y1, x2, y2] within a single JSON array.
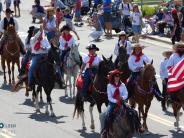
[[73, 55, 114, 130], [169, 89, 184, 129], [129, 60, 155, 133], [32, 45, 61, 116], [1, 25, 20, 85], [118, 46, 131, 84], [99, 105, 138, 138], [63, 45, 81, 99]]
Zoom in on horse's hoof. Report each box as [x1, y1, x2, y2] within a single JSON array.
[[174, 122, 179, 127], [83, 126, 87, 130], [40, 99, 44, 104], [50, 113, 56, 117], [90, 124, 95, 130], [25, 93, 29, 97], [36, 109, 41, 113], [45, 110, 49, 115]]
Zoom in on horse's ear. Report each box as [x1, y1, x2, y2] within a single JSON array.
[[102, 55, 106, 61], [143, 61, 147, 66], [110, 55, 113, 60], [151, 60, 153, 65]]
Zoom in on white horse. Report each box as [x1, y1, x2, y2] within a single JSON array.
[[63, 46, 81, 99]]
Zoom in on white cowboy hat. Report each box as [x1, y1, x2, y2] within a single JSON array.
[[173, 42, 184, 50], [118, 31, 126, 36], [162, 51, 173, 57]]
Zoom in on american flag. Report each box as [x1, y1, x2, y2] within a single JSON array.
[[167, 59, 184, 92]]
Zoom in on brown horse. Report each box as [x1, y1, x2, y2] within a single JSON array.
[[169, 89, 184, 129], [1, 25, 20, 85], [129, 60, 155, 133]]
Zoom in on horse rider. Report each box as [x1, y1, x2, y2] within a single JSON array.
[[0, 8, 25, 55], [27, 25, 51, 91], [160, 50, 173, 111], [166, 42, 184, 69], [101, 69, 145, 138], [114, 31, 132, 68], [43, 7, 57, 42], [127, 43, 164, 101], [17, 26, 39, 79], [80, 44, 102, 101]]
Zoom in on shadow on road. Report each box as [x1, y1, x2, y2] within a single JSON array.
[[59, 96, 75, 104], [169, 129, 184, 138], [76, 129, 100, 138], [163, 110, 183, 117], [19, 98, 45, 108], [0, 70, 4, 75], [29, 113, 67, 124], [0, 83, 12, 92], [135, 132, 168, 138]]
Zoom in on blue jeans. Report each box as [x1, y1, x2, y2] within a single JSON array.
[[28, 54, 45, 87], [81, 68, 97, 97], [20, 50, 31, 74]]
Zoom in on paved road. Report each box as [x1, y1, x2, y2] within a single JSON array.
[[0, 0, 184, 138]]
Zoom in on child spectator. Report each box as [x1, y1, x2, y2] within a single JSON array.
[[56, 7, 63, 29]]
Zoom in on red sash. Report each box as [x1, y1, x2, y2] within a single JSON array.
[[132, 51, 144, 62], [88, 54, 96, 67], [34, 36, 43, 51], [63, 33, 72, 49]]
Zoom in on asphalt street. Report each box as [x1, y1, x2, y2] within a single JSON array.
[[0, 0, 184, 138]]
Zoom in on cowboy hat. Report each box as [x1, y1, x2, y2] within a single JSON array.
[[172, 42, 184, 50], [108, 69, 123, 82], [86, 44, 99, 51], [131, 43, 146, 49], [5, 8, 14, 13], [162, 51, 173, 57], [60, 25, 71, 32], [118, 31, 126, 36], [45, 7, 55, 13]]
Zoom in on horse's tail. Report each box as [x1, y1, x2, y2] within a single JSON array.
[[73, 88, 84, 118]]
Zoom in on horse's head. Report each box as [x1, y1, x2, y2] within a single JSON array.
[[48, 44, 61, 65], [141, 60, 156, 82], [6, 25, 16, 35], [98, 55, 114, 75], [69, 45, 81, 66], [119, 46, 128, 64]]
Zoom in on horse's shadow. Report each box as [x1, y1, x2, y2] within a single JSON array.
[[76, 129, 100, 138], [28, 113, 67, 124], [163, 110, 183, 117], [19, 98, 45, 108], [0, 83, 13, 92], [0, 70, 4, 75], [169, 129, 184, 137], [59, 96, 75, 104], [134, 132, 167, 138]]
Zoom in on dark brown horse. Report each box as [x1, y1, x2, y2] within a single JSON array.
[[73, 55, 114, 130], [169, 89, 184, 129], [1, 25, 20, 85], [129, 61, 155, 133]]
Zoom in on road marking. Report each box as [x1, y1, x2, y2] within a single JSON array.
[[0, 129, 16, 138]]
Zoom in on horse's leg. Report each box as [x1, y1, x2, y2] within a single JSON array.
[[69, 74, 72, 98], [35, 86, 40, 113], [1, 57, 7, 84], [173, 103, 181, 129], [89, 103, 95, 129], [65, 74, 68, 97], [7, 61, 11, 84], [46, 88, 55, 117], [81, 111, 86, 130], [25, 79, 29, 97], [32, 85, 36, 102], [97, 104, 102, 114], [73, 76, 76, 99], [39, 87, 43, 103], [138, 104, 144, 124], [11, 62, 15, 84], [143, 102, 151, 132]]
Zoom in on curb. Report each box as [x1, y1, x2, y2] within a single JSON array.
[[144, 35, 172, 45]]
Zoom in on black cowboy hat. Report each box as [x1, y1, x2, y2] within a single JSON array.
[[60, 25, 71, 32], [86, 44, 99, 51], [5, 8, 14, 13]]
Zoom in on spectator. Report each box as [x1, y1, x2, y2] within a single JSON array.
[[171, 8, 181, 44], [103, 0, 112, 37], [91, 0, 102, 16], [130, 4, 142, 43], [81, 0, 90, 16], [51, 0, 66, 10], [74, 0, 82, 22], [89, 12, 103, 41], [180, 6, 184, 41], [0, 0, 3, 20], [4, 0, 11, 9], [14, 0, 21, 17], [55, 7, 63, 29], [30, 0, 46, 23], [119, 0, 133, 32]]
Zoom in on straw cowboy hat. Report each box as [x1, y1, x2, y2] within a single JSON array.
[[108, 69, 123, 82], [172, 42, 184, 50], [118, 31, 126, 36], [86, 44, 99, 51], [45, 7, 55, 13], [131, 43, 146, 50], [162, 51, 173, 57]]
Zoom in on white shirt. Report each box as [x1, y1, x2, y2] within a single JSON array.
[[130, 12, 142, 26], [160, 58, 169, 80], [128, 54, 151, 72], [59, 35, 76, 50], [114, 40, 132, 56], [83, 55, 102, 70], [119, 2, 132, 16], [0, 17, 18, 33], [31, 31, 51, 54], [44, 16, 56, 33], [107, 83, 128, 104], [166, 53, 184, 68]]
